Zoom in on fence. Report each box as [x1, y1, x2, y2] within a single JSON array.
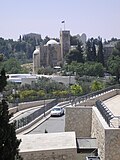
[[95, 100, 114, 126], [14, 99, 58, 129]]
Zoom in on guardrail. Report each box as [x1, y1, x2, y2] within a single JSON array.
[[95, 100, 114, 126], [14, 99, 58, 129], [72, 84, 120, 106]]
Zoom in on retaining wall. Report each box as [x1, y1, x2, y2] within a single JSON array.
[[65, 107, 92, 137], [76, 89, 118, 107]]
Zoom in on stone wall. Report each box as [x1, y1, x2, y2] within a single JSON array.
[[20, 149, 77, 160], [76, 89, 118, 107], [65, 107, 92, 137], [105, 129, 120, 160], [91, 107, 108, 160]]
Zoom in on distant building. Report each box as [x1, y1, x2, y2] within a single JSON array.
[[33, 30, 71, 74], [103, 40, 119, 64], [76, 33, 87, 47]]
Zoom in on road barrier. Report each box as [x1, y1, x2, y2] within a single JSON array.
[[14, 99, 58, 130]]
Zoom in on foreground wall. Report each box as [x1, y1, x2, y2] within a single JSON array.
[[91, 107, 107, 160], [105, 129, 120, 160], [65, 106, 92, 137], [91, 107, 120, 160], [20, 148, 77, 160], [18, 132, 77, 160]]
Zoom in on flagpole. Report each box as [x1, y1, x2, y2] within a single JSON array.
[[61, 21, 65, 31], [64, 21, 65, 30]]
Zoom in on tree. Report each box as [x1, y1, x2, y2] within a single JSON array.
[[66, 40, 84, 64], [3, 58, 22, 74], [91, 41, 97, 61], [107, 55, 120, 83], [97, 37, 104, 66], [85, 39, 92, 61], [0, 69, 7, 92], [70, 35, 79, 45], [112, 41, 120, 57], [91, 80, 103, 91], [70, 84, 83, 96], [66, 49, 81, 64], [0, 69, 22, 160]]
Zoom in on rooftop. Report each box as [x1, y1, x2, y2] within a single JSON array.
[[46, 39, 59, 46], [104, 95, 120, 116], [18, 132, 76, 152], [76, 138, 97, 149]]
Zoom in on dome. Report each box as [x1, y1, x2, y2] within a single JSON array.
[[46, 39, 59, 46], [33, 48, 39, 55]]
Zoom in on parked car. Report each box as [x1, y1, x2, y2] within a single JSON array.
[[50, 106, 64, 117]]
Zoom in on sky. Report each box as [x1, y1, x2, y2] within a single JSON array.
[[0, 0, 120, 41]]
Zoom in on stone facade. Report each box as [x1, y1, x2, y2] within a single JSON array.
[[91, 107, 107, 160], [20, 149, 76, 160], [33, 30, 70, 74], [91, 106, 120, 160], [60, 30, 70, 57], [65, 106, 92, 137], [105, 129, 120, 160], [65, 90, 120, 160]]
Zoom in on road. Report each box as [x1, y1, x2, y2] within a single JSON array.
[[29, 114, 65, 134]]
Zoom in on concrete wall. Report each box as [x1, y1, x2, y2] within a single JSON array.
[[20, 148, 77, 160], [65, 107, 92, 137], [9, 99, 54, 114], [105, 129, 120, 160]]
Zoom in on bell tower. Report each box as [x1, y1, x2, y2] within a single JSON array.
[[60, 30, 70, 60]]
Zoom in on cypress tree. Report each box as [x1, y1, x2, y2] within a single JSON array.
[[97, 38, 104, 66], [0, 69, 22, 160]]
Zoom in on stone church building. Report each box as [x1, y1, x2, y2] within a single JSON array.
[[33, 30, 70, 74]]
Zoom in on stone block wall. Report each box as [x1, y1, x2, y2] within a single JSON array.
[[105, 129, 120, 160], [91, 107, 107, 160], [65, 107, 92, 137], [20, 148, 77, 160]]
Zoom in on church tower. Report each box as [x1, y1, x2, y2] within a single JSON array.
[[60, 30, 70, 62], [33, 46, 40, 74]]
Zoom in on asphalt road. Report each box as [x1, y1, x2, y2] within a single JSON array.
[[29, 114, 65, 134]]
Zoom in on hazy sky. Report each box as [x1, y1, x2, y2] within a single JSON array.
[[0, 0, 120, 40]]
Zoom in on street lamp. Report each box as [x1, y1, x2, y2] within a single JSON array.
[[12, 88, 19, 110], [68, 70, 71, 103], [43, 90, 46, 117], [0, 92, 3, 100]]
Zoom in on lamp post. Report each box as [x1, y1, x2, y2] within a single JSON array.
[[12, 88, 19, 110], [68, 67, 71, 103], [0, 92, 3, 100], [43, 90, 46, 117]]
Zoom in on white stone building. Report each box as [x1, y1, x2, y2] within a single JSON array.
[[33, 30, 70, 74]]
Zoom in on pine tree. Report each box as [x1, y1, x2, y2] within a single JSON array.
[[0, 69, 22, 160]]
